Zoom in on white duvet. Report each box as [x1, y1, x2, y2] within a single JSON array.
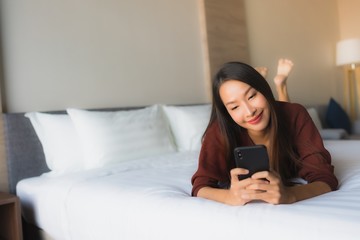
[[17, 140, 360, 240]]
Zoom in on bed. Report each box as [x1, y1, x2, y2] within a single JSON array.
[[3, 104, 360, 240]]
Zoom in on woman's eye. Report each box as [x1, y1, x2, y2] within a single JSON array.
[[249, 92, 257, 100], [231, 106, 238, 111]]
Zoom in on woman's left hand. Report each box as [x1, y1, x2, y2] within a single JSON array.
[[243, 171, 296, 204]]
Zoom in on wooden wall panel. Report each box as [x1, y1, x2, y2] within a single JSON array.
[[202, 0, 250, 77]]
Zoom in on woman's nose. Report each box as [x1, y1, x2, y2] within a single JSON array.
[[244, 103, 256, 117]]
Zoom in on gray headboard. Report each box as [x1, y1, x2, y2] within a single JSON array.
[[2, 107, 145, 194], [3, 112, 54, 194]]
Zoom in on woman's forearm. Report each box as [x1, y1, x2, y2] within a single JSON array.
[[196, 181, 332, 205], [286, 181, 332, 203], [197, 187, 232, 204]]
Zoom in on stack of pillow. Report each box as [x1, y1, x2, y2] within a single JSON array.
[[26, 99, 348, 176], [25, 104, 211, 175]]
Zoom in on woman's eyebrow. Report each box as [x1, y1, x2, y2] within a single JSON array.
[[245, 86, 254, 95], [225, 101, 236, 106]]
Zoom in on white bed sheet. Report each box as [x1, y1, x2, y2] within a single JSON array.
[[17, 140, 360, 240]]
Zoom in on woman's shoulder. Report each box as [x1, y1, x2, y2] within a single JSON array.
[[277, 101, 310, 123], [277, 101, 307, 112], [278, 102, 307, 114]]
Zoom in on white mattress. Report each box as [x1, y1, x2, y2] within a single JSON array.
[[17, 140, 360, 240]]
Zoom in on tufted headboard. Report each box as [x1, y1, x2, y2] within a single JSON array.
[[3, 111, 53, 194]]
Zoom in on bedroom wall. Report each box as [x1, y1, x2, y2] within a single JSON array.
[[337, 0, 360, 39], [0, 0, 209, 113], [0, 0, 353, 112], [244, 0, 342, 106]]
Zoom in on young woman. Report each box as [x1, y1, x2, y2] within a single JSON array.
[[191, 61, 338, 205]]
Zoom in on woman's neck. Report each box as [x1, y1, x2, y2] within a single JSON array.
[[247, 129, 270, 147]]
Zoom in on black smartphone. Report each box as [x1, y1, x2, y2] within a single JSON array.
[[234, 145, 270, 180]]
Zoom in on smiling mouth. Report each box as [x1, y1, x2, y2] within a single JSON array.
[[248, 111, 263, 124]]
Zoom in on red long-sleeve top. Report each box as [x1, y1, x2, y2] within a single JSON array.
[[191, 102, 338, 196]]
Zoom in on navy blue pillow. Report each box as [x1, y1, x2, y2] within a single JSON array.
[[325, 98, 352, 134]]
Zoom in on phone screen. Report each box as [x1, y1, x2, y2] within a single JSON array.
[[234, 145, 269, 180]]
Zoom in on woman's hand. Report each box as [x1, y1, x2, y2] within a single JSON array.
[[198, 169, 330, 205], [225, 168, 271, 205], [244, 171, 296, 204]]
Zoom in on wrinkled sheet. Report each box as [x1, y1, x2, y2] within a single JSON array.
[[17, 140, 360, 240]]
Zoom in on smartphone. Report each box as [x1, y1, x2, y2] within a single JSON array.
[[234, 145, 270, 180]]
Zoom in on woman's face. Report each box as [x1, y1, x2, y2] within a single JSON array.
[[219, 80, 270, 135]]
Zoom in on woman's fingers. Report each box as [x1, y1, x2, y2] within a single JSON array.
[[252, 171, 280, 183], [247, 171, 289, 204], [230, 168, 249, 182], [228, 169, 289, 205]]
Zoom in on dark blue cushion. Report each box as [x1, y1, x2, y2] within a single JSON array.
[[325, 98, 352, 134]]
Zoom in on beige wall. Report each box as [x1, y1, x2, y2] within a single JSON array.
[[1, 0, 357, 112], [244, 0, 342, 106], [0, 0, 209, 113], [337, 0, 360, 39]]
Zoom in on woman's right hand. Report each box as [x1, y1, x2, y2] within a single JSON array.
[[225, 168, 268, 205]]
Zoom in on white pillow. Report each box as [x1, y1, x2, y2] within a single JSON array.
[[67, 105, 175, 169], [307, 108, 323, 130], [24, 112, 83, 174], [162, 104, 211, 152]]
